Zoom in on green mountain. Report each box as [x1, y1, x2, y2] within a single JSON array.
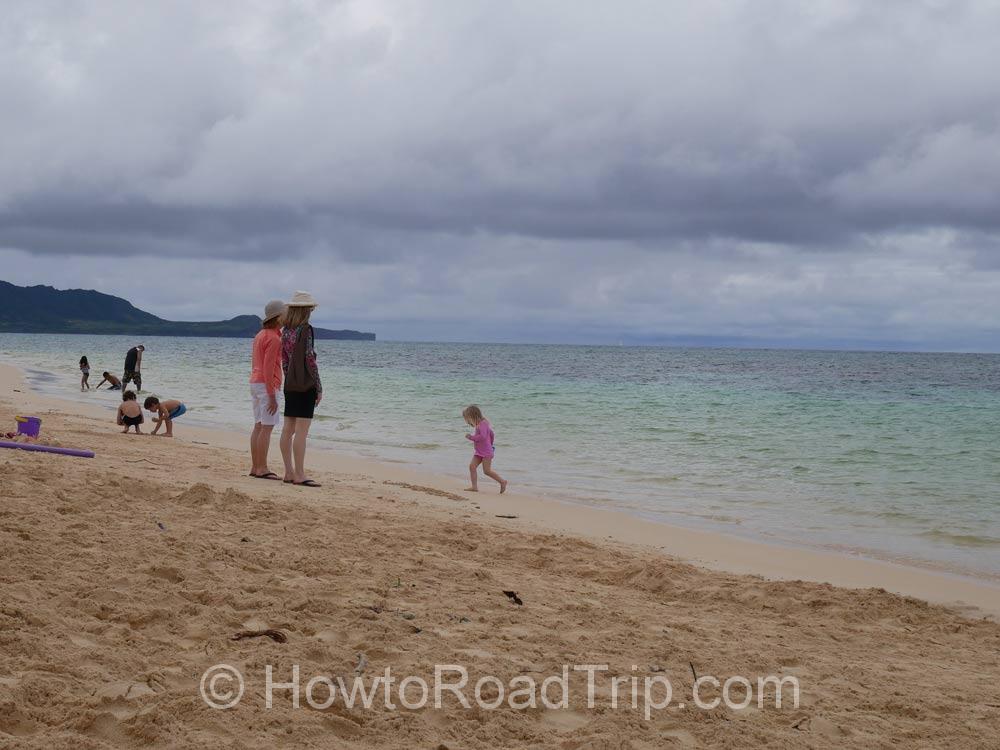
[[0, 281, 375, 340]]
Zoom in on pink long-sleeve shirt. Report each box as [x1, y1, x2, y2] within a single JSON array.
[[250, 327, 283, 396], [466, 419, 495, 458]]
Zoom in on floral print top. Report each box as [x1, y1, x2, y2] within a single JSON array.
[[281, 324, 322, 396]]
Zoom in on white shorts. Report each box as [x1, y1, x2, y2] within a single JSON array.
[[251, 383, 281, 427]]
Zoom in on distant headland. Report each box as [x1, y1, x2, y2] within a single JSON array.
[[0, 281, 375, 341]]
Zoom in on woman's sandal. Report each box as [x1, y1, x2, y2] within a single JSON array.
[[252, 472, 281, 481], [294, 479, 322, 488]]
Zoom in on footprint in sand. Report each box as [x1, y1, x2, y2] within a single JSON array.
[[178, 624, 213, 649], [454, 647, 495, 660], [146, 565, 185, 583], [93, 680, 158, 702], [539, 709, 591, 732], [0, 707, 38, 738], [68, 634, 100, 649]]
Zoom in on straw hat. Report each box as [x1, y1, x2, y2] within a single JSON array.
[[262, 299, 287, 324], [287, 290, 318, 308]]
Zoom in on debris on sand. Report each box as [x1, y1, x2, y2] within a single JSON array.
[[232, 629, 287, 643], [503, 590, 523, 606]]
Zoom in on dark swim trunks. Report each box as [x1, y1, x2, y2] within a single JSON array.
[[122, 414, 143, 427], [122, 370, 142, 391]]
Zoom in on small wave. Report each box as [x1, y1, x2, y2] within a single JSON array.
[[670, 509, 743, 525], [315, 435, 442, 451], [645, 475, 682, 485], [26, 369, 58, 382], [873, 509, 924, 522], [916, 530, 1000, 548]]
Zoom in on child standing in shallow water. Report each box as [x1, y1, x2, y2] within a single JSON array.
[[463, 405, 507, 494], [79, 356, 90, 391]]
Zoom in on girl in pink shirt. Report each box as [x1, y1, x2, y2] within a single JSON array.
[[463, 404, 507, 494]]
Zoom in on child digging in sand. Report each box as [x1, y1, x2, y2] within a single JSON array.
[[463, 404, 507, 494], [144, 396, 186, 437], [117, 391, 144, 434]]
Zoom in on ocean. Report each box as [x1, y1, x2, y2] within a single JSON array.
[[2, 333, 999, 580]]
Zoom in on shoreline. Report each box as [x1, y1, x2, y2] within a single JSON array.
[[6, 338, 999, 586], [28, 365, 1000, 587], [3, 360, 998, 618]]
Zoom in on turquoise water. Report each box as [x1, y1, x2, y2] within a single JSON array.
[[3, 333, 999, 579]]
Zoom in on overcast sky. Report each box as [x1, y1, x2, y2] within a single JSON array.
[[2, 1, 1000, 350]]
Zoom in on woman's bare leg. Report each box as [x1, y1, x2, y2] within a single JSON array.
[[280, 417, 296, 481], [291, 418, 312, 483], [466, 456, 483, 491], [481, 458, 507, 494]]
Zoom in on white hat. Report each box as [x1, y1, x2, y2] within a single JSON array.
[[262, 299, 286, 323], [287, 290, 318, 308]]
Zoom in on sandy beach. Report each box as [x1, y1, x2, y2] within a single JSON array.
[[2, 361, 999, 748]]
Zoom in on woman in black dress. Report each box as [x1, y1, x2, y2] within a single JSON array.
[[279, 292, 322, 487]]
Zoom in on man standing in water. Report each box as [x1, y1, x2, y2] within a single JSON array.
[[122, 344, 144, 392]]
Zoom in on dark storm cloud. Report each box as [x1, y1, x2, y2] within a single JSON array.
[[0, 201, 311, 259], [2, 1, 1000, 347]]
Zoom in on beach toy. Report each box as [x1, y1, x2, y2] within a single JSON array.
[[0, 441, 95, 459], [15, 416, 42, 438]]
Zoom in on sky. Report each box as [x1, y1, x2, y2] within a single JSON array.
[[2, 1, 1000, 350]]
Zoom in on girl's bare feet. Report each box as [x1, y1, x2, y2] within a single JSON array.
[[465, 486, 479, 492], [500, 480, 508, 494]]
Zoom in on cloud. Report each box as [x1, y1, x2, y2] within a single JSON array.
[[1, 0, 999, 348]]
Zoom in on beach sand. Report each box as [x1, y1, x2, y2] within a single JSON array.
[[2, 362, 999, 748]]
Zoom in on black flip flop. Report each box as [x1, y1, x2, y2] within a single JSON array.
[[294, 479, 322, 488], [252, 472, 281, 481]]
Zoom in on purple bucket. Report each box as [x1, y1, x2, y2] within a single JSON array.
[[15, 416, 41, 438]]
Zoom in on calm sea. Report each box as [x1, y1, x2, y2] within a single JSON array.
[[3, 333, 999, 579]]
